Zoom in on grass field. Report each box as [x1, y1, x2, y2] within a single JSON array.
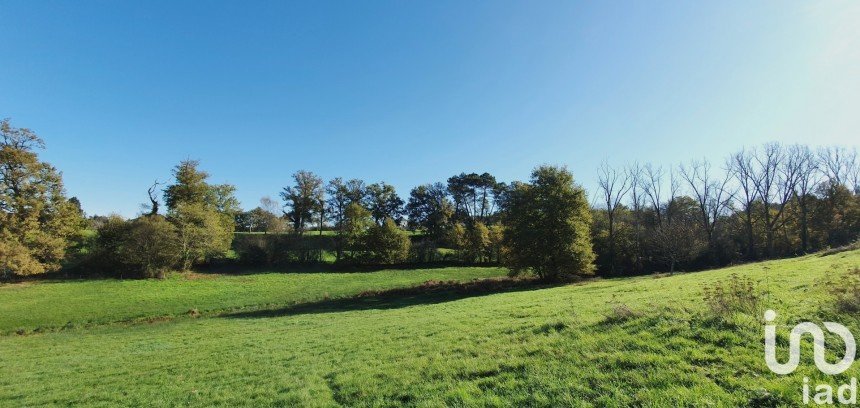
[[0, 267, 506, 335], [2, 251, 859, 406]]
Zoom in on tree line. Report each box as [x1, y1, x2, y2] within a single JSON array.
[[593, 143, 860, 275], [2, 118, 859, 281]]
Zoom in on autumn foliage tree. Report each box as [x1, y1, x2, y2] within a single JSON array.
[[0, 119, 84, 278]]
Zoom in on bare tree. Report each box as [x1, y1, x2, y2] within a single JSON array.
[[730, 149, 760, 260], [818, 146, 851, 186], [679, 159, 733, 263], [845, 148, 860, 194], [260, 196, 280, 216], [641, 164, 667, 226], [597, 161, 632, 274], [626, 163, 646, 273], [751, 143, 800, 258], [145, 180, 162, 216], [789, 145, 820, 253]]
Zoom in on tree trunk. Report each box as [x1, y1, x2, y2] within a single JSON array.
[[745, 208, 756, 260], [608, 213, 616, 275], [800, 201, 809, 253]]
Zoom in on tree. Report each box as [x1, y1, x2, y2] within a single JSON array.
[[236, 207, 282, 233], [626, 163, 647, 273], [487, 224, 504, 263], [164, 160, 212, 209], [812, 182, 860, 247], [341, 202, 373, 262], [0, 119, 84, 277], [679, 158, 733, 263], [259, 196, 287, 233], [326, 178, 366, 260], [652, 196, 705, 272], [447, 172, 501, 221], [406, 183, 454, 241], [364, 182, 404, 225], [818, 146, 857, 190], [144, 180, 162, 216], [365, 218, 411, 264], [750, 143, 800, 258], [171, 203, 232, 270], [730, 149, 761, 260], [790, 145, 820, 253], [464, 221, 490, 263], [280, 170, 324, 235], [164, 160, 233, 270], [597, 161, 632, 274], [502, 166, 595, 281], [210, 184, 241, 216]]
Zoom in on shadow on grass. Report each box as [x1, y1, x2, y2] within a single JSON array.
[[222, 278, 564, 319], [197, 261, 502, 276]]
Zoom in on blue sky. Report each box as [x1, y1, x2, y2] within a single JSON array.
[[1, 1, 858, 217]]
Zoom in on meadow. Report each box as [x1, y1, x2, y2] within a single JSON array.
[[0, 267, 505, 335], [2, 250, 859, 406]]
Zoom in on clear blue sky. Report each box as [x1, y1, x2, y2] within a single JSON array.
[[1, 1, 858, 217]]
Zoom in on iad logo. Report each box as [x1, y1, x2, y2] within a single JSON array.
[[764, 309, 855, 375], [764, 310, 858, 405]]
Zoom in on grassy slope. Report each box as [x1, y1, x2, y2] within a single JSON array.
[[0, 267, 506, 334], [2, 251, 859, 407]]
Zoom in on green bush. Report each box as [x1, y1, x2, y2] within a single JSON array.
[[365, 219, 411, 264], [89, 215, 180, 278], [118, 216, 180, 278]]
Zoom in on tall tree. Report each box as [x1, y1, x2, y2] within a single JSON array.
[[818, 146, 856, 189], [0, 119, 84, 277], [751, 143, 800, 258], [164, 160, 234, 270], [327, 178, 366, 260], [406, 183, 453, 241], [790, 145, 820, 253], [447, 172, 500, 221], [679, 158, 733, 263], [640, 164, 678, 227], [626, 163, 646, 273], [502, 166, 595, 281], [364, 182, 403, 225], [597, 161, 632, 274], [730, 149, 761, 260], [280, 170, 324, 235], [164, 160, 212, 210]]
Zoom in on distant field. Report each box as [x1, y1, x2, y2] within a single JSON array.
[[0, 266, 506, 334], [1, 251, 859, 406]]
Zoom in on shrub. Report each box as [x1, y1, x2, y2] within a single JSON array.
[[89, 215, 179, 278], [118, 216, 180, 278], [365, 218, 411, 264], [702, 274, 762, 317]]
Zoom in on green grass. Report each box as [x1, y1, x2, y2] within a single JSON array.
[[2, 251, 860, 406], [0, 266, 506, 334]]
